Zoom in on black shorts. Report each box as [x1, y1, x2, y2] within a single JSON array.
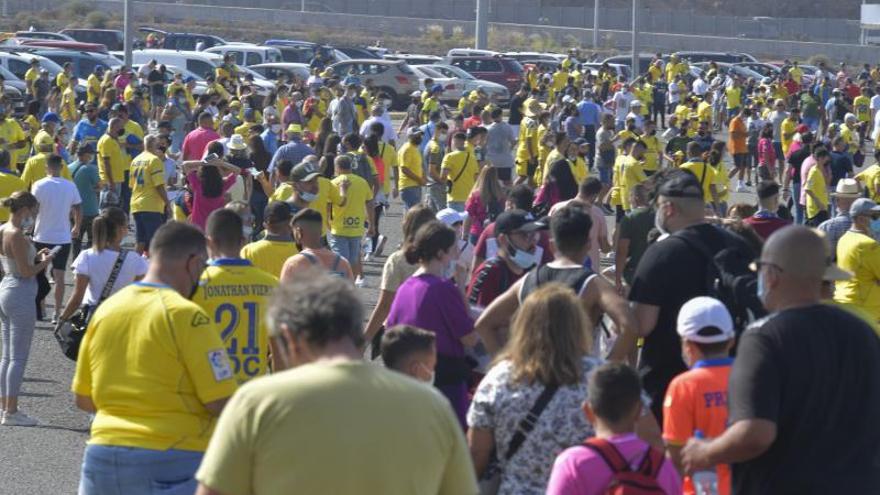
[[733, 153, 749, 169], [34, 242, 71, 271], [133, 212, 165, 247]]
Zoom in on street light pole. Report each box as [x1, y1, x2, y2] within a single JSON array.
[[301, 0, 306, 13], [593, 0, 599, 49], [475, 0, 488, 49], [631, 0, 638, 81], [124, 0, 132, 67]]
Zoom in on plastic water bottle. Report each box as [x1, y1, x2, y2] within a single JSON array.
[[692, 430, 718, 495]]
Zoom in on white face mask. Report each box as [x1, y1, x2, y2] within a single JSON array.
[[383, 99, 392, 108], [442, 259, 457, 280], [242, 226, 253, 239], [21, 215, 35, 231], [271, 124, 282, 133]]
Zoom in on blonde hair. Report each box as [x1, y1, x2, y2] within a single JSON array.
[[475, 166, 505, 207], [498, 283, 592, 386]]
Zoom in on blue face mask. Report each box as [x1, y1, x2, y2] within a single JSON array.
[[870, 218, 880, 237], [300, 191, 318, 202], [508, 243, 537, 270], [757, 271, 768, 303]]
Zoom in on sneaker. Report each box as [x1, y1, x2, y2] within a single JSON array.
[[2, 411, 38, 427], [374, 235, 387, 257], [51, 314, 58, 326], [736, 184, 748, 193], [354, 276, 366, 288], [363, 251, 373, 263], [745, 181, 753, 187]]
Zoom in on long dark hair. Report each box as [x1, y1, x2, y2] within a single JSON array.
[[247, 135, 272, 171], [403, 220, 456, 265], [199, 166, 224, 198], [363, 134, 380, 159]]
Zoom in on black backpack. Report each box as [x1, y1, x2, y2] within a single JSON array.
[[348, 152, 375, 187], [673, 226, 766, 338]]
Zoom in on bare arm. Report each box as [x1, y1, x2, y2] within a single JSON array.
[[71, 204, 82, 237], [633, 302, 660, 338], [467, 427, 496, 477], [59, 274, 90, 321], [9, 232, 50, 279], [473, 279, 522, 354], [682, 419, 777, 473], [586, 277, 639, 362], [195, 485, 228, 495], [363, 289, 395, 345], [615, 238, 630, 294], [75, 393, 96, 413]]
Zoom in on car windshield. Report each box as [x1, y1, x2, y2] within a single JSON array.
[[432, 64, 475, 80], [238, 66, 268, 81], [0, 65, 17, 81]]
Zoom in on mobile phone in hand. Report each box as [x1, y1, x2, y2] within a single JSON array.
[[48, 245, 63, 257], [205, 153, 219, 161]]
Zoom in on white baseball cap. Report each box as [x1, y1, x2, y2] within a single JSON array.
[[676, 296, 735, 343], [436, 208, 468, 226]]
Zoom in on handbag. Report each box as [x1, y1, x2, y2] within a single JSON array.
[[478, 384, 559, 495], [54, 250, 128, 361]]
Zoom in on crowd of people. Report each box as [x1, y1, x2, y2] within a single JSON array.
[[0, 46, 878, 495]]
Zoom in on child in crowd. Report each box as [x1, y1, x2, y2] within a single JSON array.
[[380, 324, 436, 384], [546, 362, 682, 495], [663, 296, 735, 495]]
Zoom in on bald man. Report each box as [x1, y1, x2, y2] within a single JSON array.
[[681, 226, 880, 494]]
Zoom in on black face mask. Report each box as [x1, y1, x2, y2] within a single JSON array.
[[116, 128, 125, 138], [413, 138, 423, 145]]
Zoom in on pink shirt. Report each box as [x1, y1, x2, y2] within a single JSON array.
[[546, 433, 682, 495], [187, 170, 238, 230], [181, 126, 221, 161]]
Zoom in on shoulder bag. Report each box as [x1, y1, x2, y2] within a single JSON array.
[[54, 250, 128, 361], [479, 384, 559, 495]]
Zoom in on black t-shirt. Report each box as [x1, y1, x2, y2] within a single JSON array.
[[729, 304, 880, 494], [508, 94, 526, 126], [829, 151, 853, 187], [618, 207, 654, 284], [787, 148, 811, 185], [628, 223, 749, 417], [147, 69, 165, 97]]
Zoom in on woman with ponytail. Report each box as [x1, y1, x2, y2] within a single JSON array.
[[0, 191, 54, 426], [58, 207, 148, 328]]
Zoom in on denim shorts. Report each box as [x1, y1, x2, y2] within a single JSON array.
[[133, 212, 164, 246], [78, 445, 203, 495], [328, 234, 362, 266], [772, 141, 783, 160], [598, 166, 613, 186], [400, 187, 422, 210]]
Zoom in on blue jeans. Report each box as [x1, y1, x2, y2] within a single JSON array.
[[447, 201, 465, 213], [400, 186, 422, 210], [328, 234, 362, 267], [78, 445, 203, 495], [792, 182, 804, 225], [121, 171, 131, 214]]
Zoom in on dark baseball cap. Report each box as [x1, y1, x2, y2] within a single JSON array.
[[495, 209, 544, 234], [291, 161, 320, 182], [658, 172, 704, 200], [264, 201, 292, 224], [756, 181, 780, 200]]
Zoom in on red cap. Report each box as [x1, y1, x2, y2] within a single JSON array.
[[796, 124, 810, 134]]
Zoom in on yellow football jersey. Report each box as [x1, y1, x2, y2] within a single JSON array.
[[193, 259, 279, 383]]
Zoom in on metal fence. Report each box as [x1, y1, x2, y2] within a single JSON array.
[[122, 0, 860, 44]]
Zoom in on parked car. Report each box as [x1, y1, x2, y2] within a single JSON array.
[[733, 61, 782, 79], [59, 29, 124, 51], [503, 51, 558, 64], [692, 62, 764, 81], [411, 65, 461, 103], [2, 85, 25, 116], [446, 55, 523, 93], [581, 62, 632, 82], [5, 39, 108, 53], [670, 51, 758, 64], [249, 62, 311, 82], [204, 43, 282, 67], [31, 49, 122, 79], [447, 48, 498, 57], [384, 53, 443, 66], [121, 49, 221, 80], [139, 28, 226, 51], [517, 59, 560, 73], [328, 59, 418, 110], [334, 46, 381, 60], [601, 54, 657, 77], [263, 40, 347, 64], [420, 63, 510, 102], [0, 51, 86, 101], [15, 31, 74, 42]]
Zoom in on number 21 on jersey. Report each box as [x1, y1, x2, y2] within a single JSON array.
[[215, 301, 264, 381]]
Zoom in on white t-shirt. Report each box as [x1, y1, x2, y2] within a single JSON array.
[[692, 78, 709, 96], [612, 91, 633, 121], [72, 249, 149, 305], [33, 176, 82, 245], [871, 94, 880, 112]]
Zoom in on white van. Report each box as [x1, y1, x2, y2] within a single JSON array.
[[204, 43, 282, 67], [122, 49, 222, 80], [446, 48, 498, 58]]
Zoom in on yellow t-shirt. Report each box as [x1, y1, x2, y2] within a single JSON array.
[[679, 160, 716, 202], [378, 142, 397, 195], [608, 154, 626, 208], [854, 95, 871, 123], [97, 134, 125, 184], [0, 170, 25, 222], [841, 125, 858, 155], [194, 361, 477, 495], [87, 74, 101, 104], [442, 150, 478, 203], [24, 67, 38, 94], [306, 98, 328, 134], [571, 156, 587, 185], [129, 151, 166, 214], [835, 230, 880, 320], [0, 118, 26, 167], [780, 118, 797, 156], [620, 156, 647, 211], [421, 97, 439, 124], [725, 86, 742, 110], [697, 101, 712, 124], [21, 153, 71, 189], [856, 165, 880, 202], [121, 120, 145, 171], [330, 173, 373, 237], [192, 259, 279, 384], [72, 283, 238, 452], [642, 135, 661, 172], [55, 71, 69, 90], [397, 142, 423, 190], [240, 239, 299, 278], [515, 117, 539, 166], [804, 165, 828, 219], [712, 162, 729, 202], [789, 66, 804, 84]]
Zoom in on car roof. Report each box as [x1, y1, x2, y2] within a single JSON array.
[[60, 28, 121, 33], [333, 58, 401, 65]]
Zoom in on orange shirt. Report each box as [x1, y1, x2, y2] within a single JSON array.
[[663, 358, 732, 495], [728, 116, 747, 155]]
